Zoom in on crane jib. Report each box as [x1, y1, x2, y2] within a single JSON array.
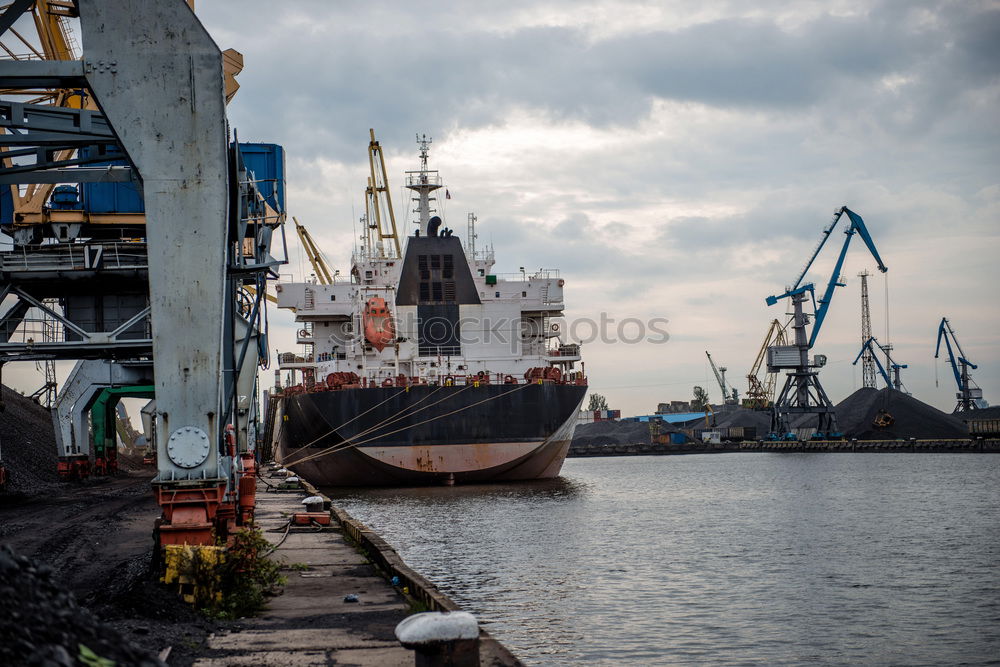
[[765, 206, 888, 351]]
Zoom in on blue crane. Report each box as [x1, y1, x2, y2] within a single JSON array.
[[766, 207, 887, 348], [763, 206, 887, 440], [852, 336, 907, 392], [935, 317, 984, 412]]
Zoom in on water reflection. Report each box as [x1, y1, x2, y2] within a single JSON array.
[[324, 474, 590, 505]]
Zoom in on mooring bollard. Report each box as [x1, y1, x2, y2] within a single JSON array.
[[395, 610, 480, 667], [301, 495, 324, 512]]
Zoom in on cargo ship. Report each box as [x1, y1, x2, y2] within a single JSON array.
[[271, 133, 586, 485]]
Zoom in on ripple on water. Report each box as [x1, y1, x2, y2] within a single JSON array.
[[326, 453, 1000, 665]]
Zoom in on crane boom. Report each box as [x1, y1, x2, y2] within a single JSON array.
[[294, 216, 335, 285], [790, 208, 844, 291], [705, 351, 728, 401], [852, 336, 907, 391], [745, 318, 789, 409], [808, 208, 886, 347], [767, 207, 887, 349], [935, 317, 983, 411], [365, 128, 401, 258]]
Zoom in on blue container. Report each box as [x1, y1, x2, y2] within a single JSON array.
[[670, 432, 687, 444], [72, 143, 286, 216], [238, 143, 286, 214], [78, 147, 144, 214]]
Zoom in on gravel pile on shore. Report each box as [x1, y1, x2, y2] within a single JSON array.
[[840, 388, 967, 439], [714, 408, 772, 431], [792, 388, 968, 439], [1, 384, 60, 494], [572, 420, 652, 447], [961, 405, 1000, 419], [0, 546, 163, 666]]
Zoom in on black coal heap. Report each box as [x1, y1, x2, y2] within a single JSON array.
[[833, 387, 968, 440]]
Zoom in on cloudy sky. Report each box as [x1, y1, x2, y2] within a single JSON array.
[[8, 0, 1000, 416]]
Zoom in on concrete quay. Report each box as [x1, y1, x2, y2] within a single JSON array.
[[194, 470, 521, 666], [569, 438, 1000, 457]]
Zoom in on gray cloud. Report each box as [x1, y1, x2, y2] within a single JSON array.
[[206, 1, 999, 164], [5, 2, 997, 416]]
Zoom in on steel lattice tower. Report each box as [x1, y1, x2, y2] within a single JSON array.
[[858, 270, 877, 388]]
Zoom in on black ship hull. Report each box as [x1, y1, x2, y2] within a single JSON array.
[[274, 382, 586, 486]]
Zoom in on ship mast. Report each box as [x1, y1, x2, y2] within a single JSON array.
[[466, 212, 477, 255], [405, 134, 443, 235]]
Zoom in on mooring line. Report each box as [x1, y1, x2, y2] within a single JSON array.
[[284, 381, 536, 468], [281, 383, 470, 467]]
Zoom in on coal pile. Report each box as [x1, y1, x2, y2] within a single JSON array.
[[572, 420, 652, 447], [1, 384, 60, 495], [961, 405, 1000, 419], [713, 408, 771, 431], [0, 546, 163, 667], [825, 388, 968, 440]]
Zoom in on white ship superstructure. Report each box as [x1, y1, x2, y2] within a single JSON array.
[[275, 135, 582, 388]]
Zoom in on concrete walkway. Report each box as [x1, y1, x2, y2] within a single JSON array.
[[193, 472, 520, 666]]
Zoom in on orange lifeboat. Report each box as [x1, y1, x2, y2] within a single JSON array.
[[363, 296, 395, 352]]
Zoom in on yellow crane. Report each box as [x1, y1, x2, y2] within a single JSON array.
[[0, 1, 243, 226], [245, 214, 327, 305], [294, 216, 335, 285], [744, 319, 790, 410], [1, 0, 88, 220], [364, 128, 401, 258]]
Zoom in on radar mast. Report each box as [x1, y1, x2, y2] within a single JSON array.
[[405, 133, 443, 235]]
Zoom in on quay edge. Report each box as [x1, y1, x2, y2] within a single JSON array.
[[202, 467, 524, 666], [567, 438, 1000, 457]]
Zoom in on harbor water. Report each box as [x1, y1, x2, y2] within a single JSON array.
[[325, 454, 1000, 665]]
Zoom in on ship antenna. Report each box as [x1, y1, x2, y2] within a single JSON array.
[[417, 133, 432, 172], [405, 133, 443, 235]]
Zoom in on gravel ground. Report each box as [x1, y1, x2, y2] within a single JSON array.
[[0, 545, 165, 666], [0, 475, 218, 666]]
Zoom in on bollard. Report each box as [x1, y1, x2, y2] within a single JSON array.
[[301, 495, 325, 512], [395, 611, 480, 667]]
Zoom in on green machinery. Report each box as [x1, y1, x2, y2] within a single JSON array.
[[89, 385, 155, 475]]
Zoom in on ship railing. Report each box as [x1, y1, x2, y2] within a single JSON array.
[[277, 352, 315, 365], [278, 369, 588, 395], [405, 170, 442, 187], [469, 249, 495, 263], [0, 241, 147, 272], [490, 269, 560, 281], [523, 343, 580, 358]]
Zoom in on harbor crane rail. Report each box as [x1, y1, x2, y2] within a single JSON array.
[[765, 206, 887, 439]]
